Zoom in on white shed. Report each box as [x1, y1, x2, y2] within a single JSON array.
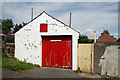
[[15, 11, 79, 70]]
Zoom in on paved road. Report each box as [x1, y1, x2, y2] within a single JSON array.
[[2, 67, 80, 78]]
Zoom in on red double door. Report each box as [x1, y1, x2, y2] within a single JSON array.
[[42, 36, 72, 69]]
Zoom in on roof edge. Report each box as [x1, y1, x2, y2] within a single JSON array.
[[15, 11, 80, 34], [44, 11, 80, 33]]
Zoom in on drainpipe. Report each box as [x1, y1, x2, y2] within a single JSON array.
[[94, 31, 96, 43]]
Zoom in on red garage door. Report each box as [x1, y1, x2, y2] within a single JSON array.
[[42, 36, 72, 69]]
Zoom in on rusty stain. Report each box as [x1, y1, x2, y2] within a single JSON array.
[[28, 43, 30, 46], [34, 46, 37, 48], [24, 29, 31, 31], [32, 43, 34, 46], [24, 59, 26, 62], [49, 22, 57, 26], [46, 20, 48, 23]]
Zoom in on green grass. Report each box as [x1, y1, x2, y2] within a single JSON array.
[[75, 67, 83, 73], [2, 54, 40, 72]]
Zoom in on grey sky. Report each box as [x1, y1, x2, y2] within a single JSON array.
[[1, 1, 119, 39]]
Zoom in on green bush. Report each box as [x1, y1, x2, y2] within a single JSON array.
[[78, 35, 94, 43], [5, 35, 14, 43], [76, 70, 78, 73], [2, 53, 7, 57], [77, 67, 83, 73], [78, 67, 80, 70]]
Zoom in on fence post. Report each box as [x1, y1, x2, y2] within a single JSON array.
[[91, 44, 94, 74]]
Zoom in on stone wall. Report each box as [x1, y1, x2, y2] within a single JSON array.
[[94, 42, 120, 77], [5, 43, 15, 57], [94, 43, 106, 74], [99, 45, 119, 77]]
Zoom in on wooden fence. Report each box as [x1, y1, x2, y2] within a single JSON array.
[[77, 44, 94, 73]]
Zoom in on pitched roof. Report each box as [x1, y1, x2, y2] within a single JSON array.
[[115, 38, 120, 42], [27, 11, 79, 33], [97, 30, 117, 43]]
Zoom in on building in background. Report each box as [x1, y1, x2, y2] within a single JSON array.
[[115, 38, 120, 43], [97, 30, 117, 43]]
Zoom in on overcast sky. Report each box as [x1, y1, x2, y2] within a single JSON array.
[[1, 2, 119, 39]]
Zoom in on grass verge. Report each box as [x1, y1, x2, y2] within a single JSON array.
[[2, 54, 40, 72]]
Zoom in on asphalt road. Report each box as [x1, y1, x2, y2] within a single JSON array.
[[2, 67, 80, 78]]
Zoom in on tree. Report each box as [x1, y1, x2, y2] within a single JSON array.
[[22, 22, 27, 26], [2, 19, 14, 34], [13, 22, 27, 34], [78, 35, 94, 43], [0, 24, 1, 31], [1, 19, 27, 44], [13, 24, 19, 34]]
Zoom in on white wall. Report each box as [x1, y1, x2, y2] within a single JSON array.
[[15, 12, 79, 70]]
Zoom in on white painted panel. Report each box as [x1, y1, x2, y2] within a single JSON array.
[[50, 40, 61, 42]]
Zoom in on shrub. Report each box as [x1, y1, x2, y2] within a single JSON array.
[[77, 67, 83, 73], [5, 35, 14, 43], [78, 67, 80, 70]]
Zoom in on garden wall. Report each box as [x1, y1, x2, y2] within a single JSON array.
[[94, 42, 120, 77], [5, 43, 15, 57]]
